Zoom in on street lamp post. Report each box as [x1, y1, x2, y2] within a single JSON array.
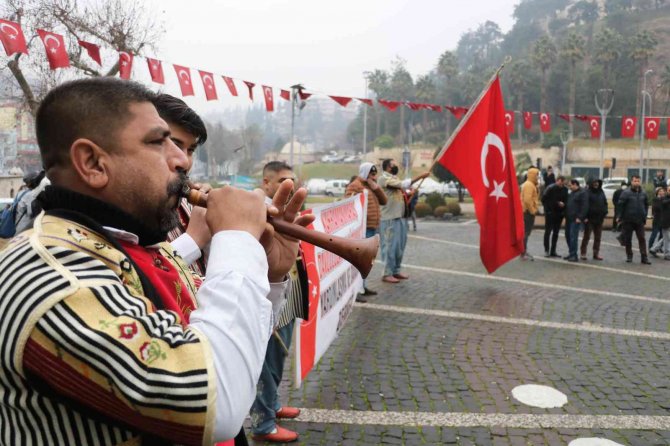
[[289, 84, 303, 167], [559, 129, 569, 174], [594, 89, 614, 179], [639, 69, 653, 181]]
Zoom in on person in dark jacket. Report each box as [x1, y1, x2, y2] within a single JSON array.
[[542, 166, 556, 187], [653, 170, 666, 189], [612, 181, 627, 233], [650, 188, 670, 259], [541, 176, 568, 257], [616, 175, 651, 264], [580, 179, 608, 260], [564, 179, 589, 262], [648, 187, 665, 251]]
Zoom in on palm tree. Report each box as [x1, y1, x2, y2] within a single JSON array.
[[366, 69, 390, 138], [391, 58, 415, 145], [532, 35, 557, 142], [560, 31, 585, 139], [415, 74, 436, 142], [660, 64, 670, 116], [593, 28, 623, 89], [436, 50, 459, 137], [629, 30, 659, 118], [507, 60, 530, 144]]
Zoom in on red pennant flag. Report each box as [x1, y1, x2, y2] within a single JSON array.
[[523, 111, 532, 129], [0, 19, 28, 56], [146, 58, 164, 84], [357, 98, 373, 107], [280, 89, 291, 101], [406, 102, 421, 111], [37, 30, 69, 70], [330, 96, 352, 107], [262, 85, 274, 111], [222, 76, 238, 97], [589, 116, 601, 139], [118, 51, 133, 80], [504, 111, 515, 135], [558, 114, 571, 122], [378, 100, 401, 111], [78, 40, 101, 65], [243, 81, 255, 100], [436, 77, 524, 273], [446, 105, 468, 119], [621, 116, 637, 138], [173, 65, 194, 96], [574, 114, 589, 122], [645, 117, 660, 140], [199, 71, 218, 101], [298, 91, 311, 101], [427, 104, 442, 112], [539, 112, 551, 133]]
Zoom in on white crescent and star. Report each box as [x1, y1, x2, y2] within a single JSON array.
[[178, 69, 191, 85], [647, 120, 658, 131], [480, 132, 508, 204], [625, 118, 634, 129], [120, 52, 131, 68], [265, 88, 272, 100], [0, 23, 19, 39], [202, 74, 214, 89], [590, 119, 598, 130], [505, 113, 512, 124]]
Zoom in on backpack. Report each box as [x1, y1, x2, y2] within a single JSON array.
[[0, 190, 29, 238]]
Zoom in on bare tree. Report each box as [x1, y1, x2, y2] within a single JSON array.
[[1, 0, 164, 116]]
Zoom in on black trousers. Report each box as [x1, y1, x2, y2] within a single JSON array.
[[621, 221, 647, 258], [543, 213, 563, 254]]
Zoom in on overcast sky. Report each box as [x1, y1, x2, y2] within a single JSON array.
[[152, 0, 519, 114]]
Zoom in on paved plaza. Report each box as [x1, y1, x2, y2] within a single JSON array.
[[250, 220, 670, 445]]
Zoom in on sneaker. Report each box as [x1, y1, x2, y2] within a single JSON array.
[[580, 255, 588, 260], [650, 250, 658, 258], [361, 287, 378, 296], [544, 251, 550, 258], [276, 407, 301, 419], [252, 426, 299, 443], [626, 257, 633, 263], [641, 257, 652, 265], [520, 253, 534, 261], [593, 255, 604, 261], [355, 295, 367, 303], [566, 257, 579, 262], [549, 252, 561, 258]]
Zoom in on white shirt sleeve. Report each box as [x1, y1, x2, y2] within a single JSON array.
[[268, 279, 289, 324], [170, 233, 202, 265], [401, 179, 411, 189], [188, 230, 273, 441]]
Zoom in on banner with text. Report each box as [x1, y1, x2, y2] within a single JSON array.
[[294, 191, 368, 388]]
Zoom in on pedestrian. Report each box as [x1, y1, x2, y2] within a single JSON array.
[[580, 179, 608, 261], [613, 180, 627, 235], [345, 162, 388, 301], [564, 179, 588, 262], [543, 165, 556, 187], [650, 188, 670, 260], [653, 170, 666, 189], [616, 175, 651, 264], [541, 175, 568, 257], [520, 166, 540, 260], [648, 187, 665, 252], [13, 169, 49, 234], [378, 158, 429, 283]]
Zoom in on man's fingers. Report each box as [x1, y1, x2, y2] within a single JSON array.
[[273, 180, 294, 211], [259, 223, 275, 253], [293, 214, 315, 228], [284, 187, 307, 222]]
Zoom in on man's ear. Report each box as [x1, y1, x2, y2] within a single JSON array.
[[69, 138, 111, 190]]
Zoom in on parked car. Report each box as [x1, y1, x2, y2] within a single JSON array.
[[321, 151, 344, 163], [306, 178, 328, 195], [572, 177, 587, 188], [342, 155, 358, 163], [603, 177, 628, 186], [417, 178, 444, 196], [324, 179, 349, 196], [602, 183, 619, 200]]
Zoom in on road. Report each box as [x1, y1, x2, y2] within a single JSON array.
[[250, 220, 670, 445]]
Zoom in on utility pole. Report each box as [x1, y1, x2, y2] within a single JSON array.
[[639, 69, 652, 181], [594, 89, 614, 179], [289, 84, 303, 167], [559, 129, 569, 175]]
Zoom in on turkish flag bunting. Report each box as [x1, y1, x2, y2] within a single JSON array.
[[173, 65, 194, 96], [405, 102, 420, 111], [645, 117, 660, 140], [522, 111, 532, 129], [298, 91, 311, 101], [0, 19, 28, 56], [357, 98, 373, 107], [378, 100, 401, 111], [436, 77, 524, 273], [504, 111, 515, 135], [558, 114, 571, 122], [330, 96, 352, 107], [429, 104, 442, 112], [243, 81, 255, 100], [446, 106, 468, 119], [621, 116, 637, 138], [222, 76, 238, 96], [78, 40, 101, 65], [574, 114, 589, 122], [146, 58, 164, 84], [280, 89, 291, 101], [539, 112, 551, 133], [262, 85, 274, 111], [37, 30, 69, 70], [118, 51, 133, 79], [198, 71, 218, 100], [588, 116, 601, 139]]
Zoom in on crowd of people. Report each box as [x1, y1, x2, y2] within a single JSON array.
[[523, 165, 670, 264]]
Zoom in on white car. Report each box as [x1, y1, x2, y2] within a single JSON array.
[[603, 177, 628, 187], [602, 183, 619, 200], [324, 179, 348, 196], [306, 178, 327, 195], [572, 177, 587, 188]]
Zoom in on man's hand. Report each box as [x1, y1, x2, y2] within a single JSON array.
[[186, 183, 212, 249], [205, 187, 267, 240], [411, 171, 430, 184], [259, 180, 316, 282], [364, 177, 379, 189], [558, 202, 565, 208]]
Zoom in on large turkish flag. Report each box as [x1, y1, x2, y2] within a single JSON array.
[[0, 19, 28, 56], [436, 77, 524, 273]]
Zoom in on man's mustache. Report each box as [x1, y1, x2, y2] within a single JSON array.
[[167, 170, 188, 199]]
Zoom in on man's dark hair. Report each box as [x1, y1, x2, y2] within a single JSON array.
[[153, 94, 207, 146], [547, 165, 553, 170], [556, 175, 565, 181], [631, 175, 640, 180], [570, 179, 580, 186], [382, 159, 393, 171], [36, 77, 157, 171], [263, 161, 292, 176]]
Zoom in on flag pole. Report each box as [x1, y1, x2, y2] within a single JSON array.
[[426, 56, 512, 175]]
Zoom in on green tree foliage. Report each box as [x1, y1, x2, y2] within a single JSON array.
[[560, 31, 586, 137]]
